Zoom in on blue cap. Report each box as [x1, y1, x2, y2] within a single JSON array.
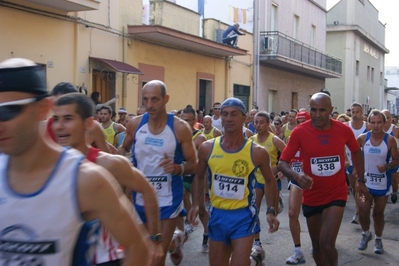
[[220, 97, 247, 115]]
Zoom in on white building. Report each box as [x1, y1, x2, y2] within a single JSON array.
[[326, 0, 389, 113]]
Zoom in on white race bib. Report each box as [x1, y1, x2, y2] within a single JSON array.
[[291, 162, 303, 174], [213, 174, 245, 200], [148, 175, 171, 197], [310, 155, 341, 176], [365, 172, 387, 190]]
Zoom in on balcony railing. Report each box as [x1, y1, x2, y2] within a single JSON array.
[[260, 31, 342, 76]]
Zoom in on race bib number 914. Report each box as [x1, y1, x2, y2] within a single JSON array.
[[310, 155, 341, 177], [213, 174, 245, 200]]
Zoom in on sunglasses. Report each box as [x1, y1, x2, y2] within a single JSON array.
[[274, 123, 281, 126], [0, 97, 42, 122], [214, 108, 221, 110]]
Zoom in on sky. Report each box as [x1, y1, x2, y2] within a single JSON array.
[[327, 0, 399, 67]]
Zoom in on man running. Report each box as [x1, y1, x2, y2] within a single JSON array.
[[251, 111, 285, 251], [52, 93, 163, 265], [280, 109, 298, 143], [278, 93, 364, 266], [211, 102, 223, 133], [119, 80, 197, 266], [180, 107, 210, 253], [346, 102, 371, 223], [188, 98, 280, 266], [356, 110, 399, 254], [0, 58, 149, 265], [202, 115, 222, 140], [99, 106, 125, 145]]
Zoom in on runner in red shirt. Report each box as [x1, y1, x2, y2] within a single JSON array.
[[278, 93, 365, 266]]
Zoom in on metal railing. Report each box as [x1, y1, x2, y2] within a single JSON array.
[[260, 31, 342, 75]]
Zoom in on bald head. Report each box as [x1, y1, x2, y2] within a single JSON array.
[[310, 93, 332, 107], [142, 80, 167, 97]]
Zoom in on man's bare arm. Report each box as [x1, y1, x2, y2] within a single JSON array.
[[78, 162, 149, 265], [187, 141, 212, 224], [119, 117, 140, 155], [176, 119, 198, 174]]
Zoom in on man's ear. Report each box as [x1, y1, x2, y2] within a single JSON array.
[[37, 98, 52, 121]]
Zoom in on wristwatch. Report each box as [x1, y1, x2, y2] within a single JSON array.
[[266, 206, 276, 216], [357, 177, 366, 183], [149, 233, 162, 244]]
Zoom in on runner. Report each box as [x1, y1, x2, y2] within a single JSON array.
[[188, 98, 280, 266], [52, 93, 164, 265], [278, 93, 364, 266], [285, 111, 311, 265], [99, 106, 125, 145], [357, 109, 399, 254], [119, 80, 197, 266], [0, 58, 148, 265], [201, 115, 222, 140], [251, 111, 286, 252]]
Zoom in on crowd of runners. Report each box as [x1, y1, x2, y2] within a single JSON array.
[[0, 58, 398, 266]]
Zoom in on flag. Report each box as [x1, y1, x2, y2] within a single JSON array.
[[198, 0, 204, 16]]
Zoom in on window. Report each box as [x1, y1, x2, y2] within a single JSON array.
[[271, 3, 278, 31], [293, 15, 299, 39], [356, 61, 359, 76], [311, 25, 316, 47], [292, 92, 298, 110], [233, 84, 250, 111], [371, 67, 374, 82], [367, 66, 370, 81]]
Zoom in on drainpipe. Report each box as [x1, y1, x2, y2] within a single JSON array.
[[73, 12, 79, 86], [253, 0, 260, 109], [225, 56, 231, 98], [122, 26, 126, 107]]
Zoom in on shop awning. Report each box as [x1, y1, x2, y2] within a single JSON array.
[[89, 57, 143, 75]]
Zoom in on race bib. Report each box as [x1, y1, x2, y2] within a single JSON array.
[[148, 175, 171, 198], [213, 174, 245, 200], [291, 162, 303, 174], [310, 155, 341, 176], [365, 172, 387, 190]]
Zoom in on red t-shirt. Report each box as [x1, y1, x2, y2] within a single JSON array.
[[280, 119, 360, 206]]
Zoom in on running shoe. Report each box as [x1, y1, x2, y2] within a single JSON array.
[[374, 239, 384, 254], [184, 220, 194, 234], [286, 250, 306, 265], [391, 193, 397, 204], [351, 214, 359, 224], [358, 232, 372, 250], [250, 246, 265, 266], [170, 230, 184, 265], [202, 234, 209, 252]]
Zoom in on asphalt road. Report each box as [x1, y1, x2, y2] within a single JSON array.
[[166, 178, 399, 266]]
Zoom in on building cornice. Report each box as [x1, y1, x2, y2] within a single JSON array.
[[327, 24, 389, 54]]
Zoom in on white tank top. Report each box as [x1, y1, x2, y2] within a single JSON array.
[[212, 116, 223, 133], [0, 149, 98, 266], [363, 133, 390, 191], [347, 121, 368, 166]]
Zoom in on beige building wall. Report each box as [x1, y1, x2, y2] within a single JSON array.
[[1, 0, 252, 114]]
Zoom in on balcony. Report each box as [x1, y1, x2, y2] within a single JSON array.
[[23, 0, 100, 12], [259, 31, 342, 79]]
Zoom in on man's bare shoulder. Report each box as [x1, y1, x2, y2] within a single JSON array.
[[173, 116, 192, 135], [96, 151, 131, 170]]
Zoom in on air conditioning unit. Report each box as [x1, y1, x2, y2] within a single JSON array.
[[264, 37, 274, 51]]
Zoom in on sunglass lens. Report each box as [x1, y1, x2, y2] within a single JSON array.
[[0, 105, 24, 122]]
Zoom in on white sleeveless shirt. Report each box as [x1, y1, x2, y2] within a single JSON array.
[[0, 149, 98, 266]]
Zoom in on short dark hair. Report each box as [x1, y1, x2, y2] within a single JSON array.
[[90, 91, 100, 105], [368, 109, 386, 123], [255, 111, 270, 123], [182, 106, 196, 118], [99, 105, 112, 114], [55, 93, 94, 120], [213, 102, 221, 107], [51, 82, 78, 96]]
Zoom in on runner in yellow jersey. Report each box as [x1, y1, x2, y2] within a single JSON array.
[[202, 115, 222, 140], [280, 109, 298, 143], [188, 98, 279, 266], [99, 106, 125, 144], [251, 111, 286, 251]]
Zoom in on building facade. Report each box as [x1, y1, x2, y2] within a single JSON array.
[[326, 0, 389, 113], [256, 0, 341, 113], [1, 0, 251, 114]]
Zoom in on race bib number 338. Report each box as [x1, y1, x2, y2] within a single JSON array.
[[310, 155, 341, 177], [213, 174, 245, 200]]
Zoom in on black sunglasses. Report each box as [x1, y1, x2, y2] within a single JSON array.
[[0, 97, 42, 122]]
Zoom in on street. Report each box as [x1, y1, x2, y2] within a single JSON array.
[[166, 178, 399, 266]]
